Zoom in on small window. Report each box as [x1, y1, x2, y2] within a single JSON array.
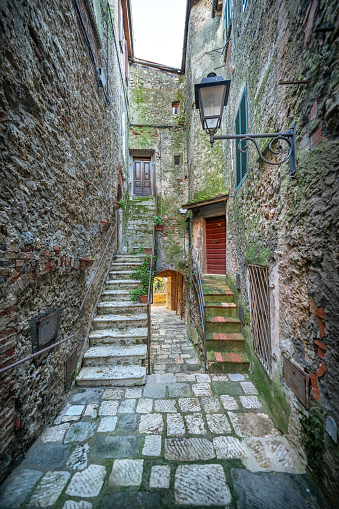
[[234, 85, 248, 189], [172, 102, 179, 115], [242, 0, 248, 11], [174, 156, 180, 166]]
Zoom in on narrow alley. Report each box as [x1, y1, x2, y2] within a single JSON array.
[[0, 306, 327, 508], [0, 0, 338, 507]]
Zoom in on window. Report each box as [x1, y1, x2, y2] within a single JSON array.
[[174, 156, 180, 166], [234, 85, 248, 188], [172, 102, 179, 115], [224, 0, 232, 40]]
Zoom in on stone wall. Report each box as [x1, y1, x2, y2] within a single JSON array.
[[0, 0, 127, 481], [184, 0, 226, 205], [128, 63, 188, 271], [185, 0, 339, 502]]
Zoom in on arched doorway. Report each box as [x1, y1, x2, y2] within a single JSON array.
[[155, 269, 186, 319]]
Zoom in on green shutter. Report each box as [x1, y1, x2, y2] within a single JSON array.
[[234, 85, 248, 188], [224, 0, 232, 41]]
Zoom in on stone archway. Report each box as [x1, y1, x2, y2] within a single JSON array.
[[155, 269, 186, 319]]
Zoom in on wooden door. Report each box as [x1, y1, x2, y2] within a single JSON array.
[[206, 216, 226, 274], [133, 159, 152, 196]]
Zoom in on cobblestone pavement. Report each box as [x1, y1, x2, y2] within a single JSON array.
[[0, 307, 327, 508]]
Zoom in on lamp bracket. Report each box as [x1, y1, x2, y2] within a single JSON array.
[[212, 125, 296, 176]]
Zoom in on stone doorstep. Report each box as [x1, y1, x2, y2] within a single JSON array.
[[105, 279, 140, 285], [76, 365, 146, 387]]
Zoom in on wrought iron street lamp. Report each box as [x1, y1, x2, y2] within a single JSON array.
[[195, 73, 296, 175]]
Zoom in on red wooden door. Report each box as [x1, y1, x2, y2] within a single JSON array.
[[133, 159, 152, 196], [206, 216, 226, 274]]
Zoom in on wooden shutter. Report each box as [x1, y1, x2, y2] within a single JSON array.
[[224, 0, 232, 40]]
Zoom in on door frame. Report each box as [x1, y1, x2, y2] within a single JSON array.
[[129, 151, 155, 198]]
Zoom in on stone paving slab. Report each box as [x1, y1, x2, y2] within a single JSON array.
[[66, 444, 90, 470], [229, 412, 280, 438], [66, 464, 106, 497], [165, 438, 215, 461], [0, 470, 43, 508], [167, 413, 186, 436], [62, 501, 93, 509], [149, 465, 171, 488], [29, 471, 70, 507], [91, 435, 140, 459], [64, 422, 96, 443], [22, 443, 71, 471], [175, 464, 231, 506], [142, 435, 162, 456], [139, 414, 164, 434], [232, 469, 327, 509], [101, 492, 160, 509], [109, 459, 144, 486]]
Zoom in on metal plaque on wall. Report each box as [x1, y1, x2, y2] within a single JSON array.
[[284, 357, 309, 408], [36, 311, 58, 347]]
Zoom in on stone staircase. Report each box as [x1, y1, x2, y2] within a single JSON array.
[[203, 275, 250, 373], [123, 196, 155, 253], [76, 254, 148, 386]]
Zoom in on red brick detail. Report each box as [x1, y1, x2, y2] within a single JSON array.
[[213, 333, 220, 340], [219, 333, 228, 340], [309, 372, 321, 400], [210, 317, 218, 323], [316, 361, 327, 378], [310, 99, 318, 120], [304, 0, 317, 46], [229, 353, 241, 363], [314, 340, 327, 351], [217, 316, 226, 323], [312, 389, 321, 401], [215, 352, 223, 362], [310, 127, 322, 148], [317, 317, 326, 337]]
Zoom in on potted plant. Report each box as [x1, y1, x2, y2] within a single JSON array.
[[119, 200, 126, 210], [129, 254, 155, 302], [79, 256, 96, 270], [100, 221, 111, 233], [153, 215, 167, 231]]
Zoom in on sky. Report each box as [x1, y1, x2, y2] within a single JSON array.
[[131, 0, 187, 69]]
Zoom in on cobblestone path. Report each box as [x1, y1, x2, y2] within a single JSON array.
[[0, 308, 327, 508]]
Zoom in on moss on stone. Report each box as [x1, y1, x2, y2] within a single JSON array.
[[301, 403, 324, 479]]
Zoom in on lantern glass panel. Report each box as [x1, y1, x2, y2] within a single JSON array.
[[199, 85, 225, 124]]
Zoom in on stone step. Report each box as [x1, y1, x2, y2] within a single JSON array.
[[113, 255, 144, 262], [206, 332, 246, 352], [207, 351, 250, 373], [108, 270, 134, 279], [76, 365, 146, 387], [105, 279, 140, 290], [97, 302, 146, 315], [110, 262, 142, 271], [83, 344, 147, 367], [93, 313, 147, 330], [205, 316, 241, 333], [100, 290, 132, 302], [89, 327, 148, 346], [205, 302, 237, 317]]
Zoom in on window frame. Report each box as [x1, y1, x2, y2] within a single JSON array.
[[234, 84, 248, 190], [172, 102, 179, 115]]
